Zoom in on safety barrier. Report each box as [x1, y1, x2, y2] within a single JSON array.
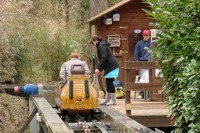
[[124, 61, 165, 116]]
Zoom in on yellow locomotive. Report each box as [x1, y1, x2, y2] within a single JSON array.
[[56, 64, 98, 118]]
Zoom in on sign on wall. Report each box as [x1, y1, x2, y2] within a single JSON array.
[[108, 35, 121, 47]]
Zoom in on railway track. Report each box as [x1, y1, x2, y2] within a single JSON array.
[[65, 119, 114, 133], [61, 111, 120, 133], [54, 105, 154, 133], [55, 108, 115, 133]]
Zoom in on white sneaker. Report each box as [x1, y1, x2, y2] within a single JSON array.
[[137, 95, 142, 99], [106, 101, 117, 106], [99, 100, 108, 105]]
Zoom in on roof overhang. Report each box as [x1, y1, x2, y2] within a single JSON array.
[[85, 0, 132, 24]]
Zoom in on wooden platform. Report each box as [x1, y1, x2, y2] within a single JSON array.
[[99, 98, 172, 127], [97, 103, 154, 133]]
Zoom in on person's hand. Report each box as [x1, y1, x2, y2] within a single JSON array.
[[58, 86, 63, 95], [95, 69, 100, 75], [59, 85, 63, 90]]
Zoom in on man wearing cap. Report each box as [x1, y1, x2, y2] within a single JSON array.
[[134, 30, 151, 99], [134, 30, 151, 61]]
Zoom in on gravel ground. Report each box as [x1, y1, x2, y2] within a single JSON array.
[[0, 93, 28, 133]]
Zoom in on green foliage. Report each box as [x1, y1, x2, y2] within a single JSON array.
[[1, 0, 90, 83], [0, 38, 16, 82], [1, 0, 122, 83], [79, 0, 122, 22], [144, 0, 200, 132], [108, 0, 122, 7], [20, 21, 90, 82], [22, 24, 73, 82], [0, 0, 32, 83], [80, 0, 90, 22], [8, 35, 27, 83]]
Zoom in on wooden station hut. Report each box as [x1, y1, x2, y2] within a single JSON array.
[[86, 0, 155, 85], [86, 1, 172, 128]]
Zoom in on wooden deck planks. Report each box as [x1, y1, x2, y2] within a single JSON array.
[[99, 98, 171, 127], [98, 102, 154, 133]]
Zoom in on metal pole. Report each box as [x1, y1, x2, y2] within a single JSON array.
[[18, 107, 38, 133]]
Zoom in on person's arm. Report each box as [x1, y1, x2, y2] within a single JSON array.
[[134, 43, 139, 61], [83, 62, 91, 78], [97, 46, 107, 71], [59, 63, 66, 88]]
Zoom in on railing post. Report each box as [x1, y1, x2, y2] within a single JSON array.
[[125, 62, 131, 116], [124, 60, 163, 114], [29, 97, 39, 133], [149, 68, 153, 100]]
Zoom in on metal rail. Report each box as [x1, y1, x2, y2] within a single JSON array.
[[92, 120, 108, 133]]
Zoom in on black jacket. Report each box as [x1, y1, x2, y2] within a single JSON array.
[[96, 40, 119, 75]]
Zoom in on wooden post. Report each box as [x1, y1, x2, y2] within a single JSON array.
[[125, 62, 131, 116], [29, 98, 39, 133], [124, 61, 164, 114], [19, 107, 38, 133], [149, 68, 153, 100]]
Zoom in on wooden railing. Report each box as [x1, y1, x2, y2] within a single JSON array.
[[124, 61, 165, 116]]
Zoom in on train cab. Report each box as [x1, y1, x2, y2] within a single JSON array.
[[59, 64, 98, 117]]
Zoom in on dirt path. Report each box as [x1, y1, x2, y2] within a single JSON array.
[[0, 93, 28, 133]]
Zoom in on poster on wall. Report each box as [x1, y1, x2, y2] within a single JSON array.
[[108, 35, 121, 47]]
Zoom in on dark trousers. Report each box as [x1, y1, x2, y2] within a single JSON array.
[[138, 69, 146, 98], [106, 78, 115, 93], [139, 91, 144, 98]]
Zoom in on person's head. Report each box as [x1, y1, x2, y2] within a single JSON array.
[[90, 36, 102, 46], [70, 53, 78, 59], [142, 30, 151, 41]]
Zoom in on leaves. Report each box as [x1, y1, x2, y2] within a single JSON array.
[[144, 0, 200, 132], [0, 0, 92, 83]]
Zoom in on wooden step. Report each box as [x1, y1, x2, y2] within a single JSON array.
[[126, 102, 168, 110]]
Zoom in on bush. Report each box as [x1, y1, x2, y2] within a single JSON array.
[[144, 0, 200, 132]]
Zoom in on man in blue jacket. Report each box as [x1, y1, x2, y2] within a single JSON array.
[[134, 30, 151, 98], [134, 30, 151, 61]]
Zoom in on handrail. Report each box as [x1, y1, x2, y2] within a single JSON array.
[[124, 61, 164, 116], [31, 97, 74, 133]]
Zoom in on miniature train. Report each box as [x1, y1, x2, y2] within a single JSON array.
[[55, 64, 98, 119]]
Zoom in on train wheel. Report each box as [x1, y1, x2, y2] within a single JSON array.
[[61, 110, 68, 121], [90, 109, 94, 119]]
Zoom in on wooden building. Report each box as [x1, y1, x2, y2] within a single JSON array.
[[86, 0, 154, 85], [86, 1, 172, 128]]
